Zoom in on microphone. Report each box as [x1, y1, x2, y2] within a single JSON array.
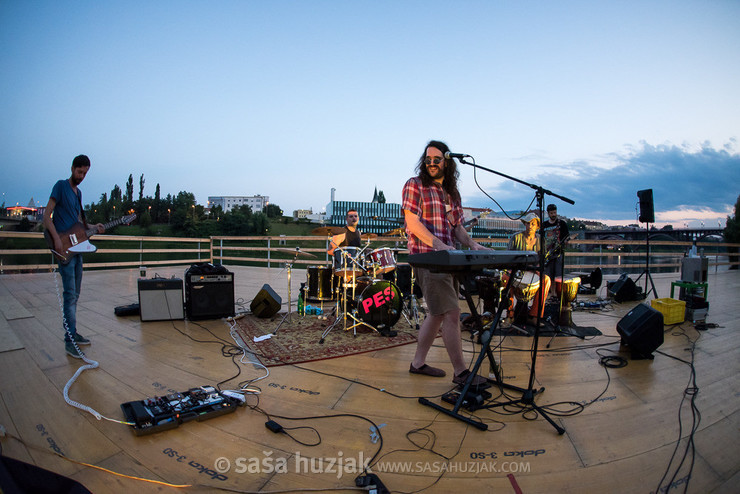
[[444, 151, 471, 160]]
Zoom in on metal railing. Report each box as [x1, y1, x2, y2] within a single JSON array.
[[1, 231, 737, 274]]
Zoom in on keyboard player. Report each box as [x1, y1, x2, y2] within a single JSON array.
[[402, 140, 490, 387], [506, 212, 551, 324]]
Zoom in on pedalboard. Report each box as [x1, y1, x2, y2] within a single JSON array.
[[121, 385, 240, 436]]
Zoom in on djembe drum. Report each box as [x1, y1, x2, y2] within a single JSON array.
[[554, 276, 581, 326]]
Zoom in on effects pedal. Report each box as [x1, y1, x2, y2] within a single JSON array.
[[121, 385, 240, 436], [442, 388, 493, 412]]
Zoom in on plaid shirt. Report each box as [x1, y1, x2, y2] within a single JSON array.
[[402, 177, 463, 254]]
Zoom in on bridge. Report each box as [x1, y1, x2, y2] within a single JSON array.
[[581, 227, 724, 243]]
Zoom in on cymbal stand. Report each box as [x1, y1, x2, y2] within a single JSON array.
[[401, 268, 422, 329], [273, 255, 298, 334]]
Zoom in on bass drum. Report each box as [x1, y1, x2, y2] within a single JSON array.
[[355, 280, 402, 330]]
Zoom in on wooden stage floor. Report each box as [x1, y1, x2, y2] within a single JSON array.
[[0, 265, 738, 493]]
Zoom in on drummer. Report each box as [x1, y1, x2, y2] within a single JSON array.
[[507, 212, 551, 323], [327, 209, 362, 255]]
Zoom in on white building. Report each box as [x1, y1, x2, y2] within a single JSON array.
[[207, 195, 269, 213]]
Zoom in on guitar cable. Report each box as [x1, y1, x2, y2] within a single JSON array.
[[52, 267, 134, 426]]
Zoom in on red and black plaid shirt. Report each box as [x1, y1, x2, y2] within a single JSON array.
[[402, 177, 463, 254]]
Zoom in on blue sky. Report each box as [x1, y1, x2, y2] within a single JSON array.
[[1, 1, 738, 228]]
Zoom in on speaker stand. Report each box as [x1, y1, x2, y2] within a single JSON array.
[[634, 222, 658, 300]]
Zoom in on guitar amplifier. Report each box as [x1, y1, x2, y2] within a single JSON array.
[[185, 265, 235, 320], [138, 278, 184, 321]]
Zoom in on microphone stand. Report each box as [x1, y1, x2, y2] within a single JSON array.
[[459, 157, 574, 434]]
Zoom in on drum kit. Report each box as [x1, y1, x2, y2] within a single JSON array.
[[318, 239, 420, 342], [268, 227, 421, 341]]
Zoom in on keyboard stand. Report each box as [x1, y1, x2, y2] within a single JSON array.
[[418, 267, 530, 430]]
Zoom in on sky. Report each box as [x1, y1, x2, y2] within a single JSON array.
[[1, 0, 738, 228]]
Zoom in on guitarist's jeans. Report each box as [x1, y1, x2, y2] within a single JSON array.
[[59, 254, 83, 341]]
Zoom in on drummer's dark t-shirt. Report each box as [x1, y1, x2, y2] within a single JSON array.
[[341, 228, 362, 247]]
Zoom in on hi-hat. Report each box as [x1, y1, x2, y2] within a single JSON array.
[[311, 226, 345, 236], [275, 247, 316, 258], [382, 228, 405, 236]]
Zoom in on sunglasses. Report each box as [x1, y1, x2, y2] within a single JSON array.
[[424, 157, 443, 165]]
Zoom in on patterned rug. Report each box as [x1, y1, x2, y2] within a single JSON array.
[[233, 313, 418, 367]]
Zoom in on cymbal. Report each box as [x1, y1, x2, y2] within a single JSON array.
[[382, 228, 405, 236], [311, 226, 345, 236], [274, 247, 316, 258], [365, 232, 378, 239]]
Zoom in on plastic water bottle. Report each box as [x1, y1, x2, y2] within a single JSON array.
[[297, 291, 304, 315]]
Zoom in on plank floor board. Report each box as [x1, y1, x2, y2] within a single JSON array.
[[0, 265, 737, 493]]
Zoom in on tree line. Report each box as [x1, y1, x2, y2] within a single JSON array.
[[83, 174, 283, 237]]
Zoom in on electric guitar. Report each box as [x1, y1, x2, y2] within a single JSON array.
[[45, 214, 137, 264]]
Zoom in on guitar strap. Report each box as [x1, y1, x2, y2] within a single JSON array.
[[76, 189, 87, 226]]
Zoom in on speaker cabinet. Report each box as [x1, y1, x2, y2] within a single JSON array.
[[637, 188, 655, 223], [138, 278, 184, 321], [185, 272, 235, 320], [609, 274, 640, 303], [250, 284, 282, 318], [617, 303, 664, 359]]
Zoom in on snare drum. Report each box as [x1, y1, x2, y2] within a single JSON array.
[[332, 247, 364, 280], [354, 280, 402, 330], [511, 271, 540, 302], [306, 265, 334, 301], [365, 247, 396, 275]]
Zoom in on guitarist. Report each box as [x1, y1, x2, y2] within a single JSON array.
[[43, 155, 105, 359], [543, 204, 570, 297]]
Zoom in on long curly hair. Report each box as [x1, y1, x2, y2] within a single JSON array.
[[415, 140, 461, 204]]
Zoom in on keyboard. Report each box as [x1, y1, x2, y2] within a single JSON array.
[[408, 250, 538, 272]]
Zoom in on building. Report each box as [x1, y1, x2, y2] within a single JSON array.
[[207, 195, 269, 213], [327, 200, 403, 234], [292, 208, 312, 220]]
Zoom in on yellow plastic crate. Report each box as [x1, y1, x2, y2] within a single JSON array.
[[651, 298, 686, 325]]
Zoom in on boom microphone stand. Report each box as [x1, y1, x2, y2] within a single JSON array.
[[458, 157, 574, 434]]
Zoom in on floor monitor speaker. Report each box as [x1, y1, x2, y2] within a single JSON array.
[[185, 270, 234, 320], [609, 273, 640, 303], [617, 303, 664, 359], [251, 284, 282, 318]]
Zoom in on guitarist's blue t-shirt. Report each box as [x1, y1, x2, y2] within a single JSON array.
[[50, 179, 82, 232]]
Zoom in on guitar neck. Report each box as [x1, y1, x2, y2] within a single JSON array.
[[85, 216, 132, 238]]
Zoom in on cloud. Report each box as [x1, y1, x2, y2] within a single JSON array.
[[468, 140, 739, 227]]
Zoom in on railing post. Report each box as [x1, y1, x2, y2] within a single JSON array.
[[267, 238, 271, 268]]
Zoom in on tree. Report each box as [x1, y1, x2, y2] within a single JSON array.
[[125, 175, 134, 203], [264, 203, 282, 218], [725, 194, 740, 270], [139, 174, 145, 201], [377, 190, 386, 203]]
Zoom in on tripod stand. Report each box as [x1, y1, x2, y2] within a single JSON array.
[[634, 222, 658, 300]]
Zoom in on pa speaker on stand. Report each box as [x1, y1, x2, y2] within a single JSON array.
[[184, 263, 235, 320]]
